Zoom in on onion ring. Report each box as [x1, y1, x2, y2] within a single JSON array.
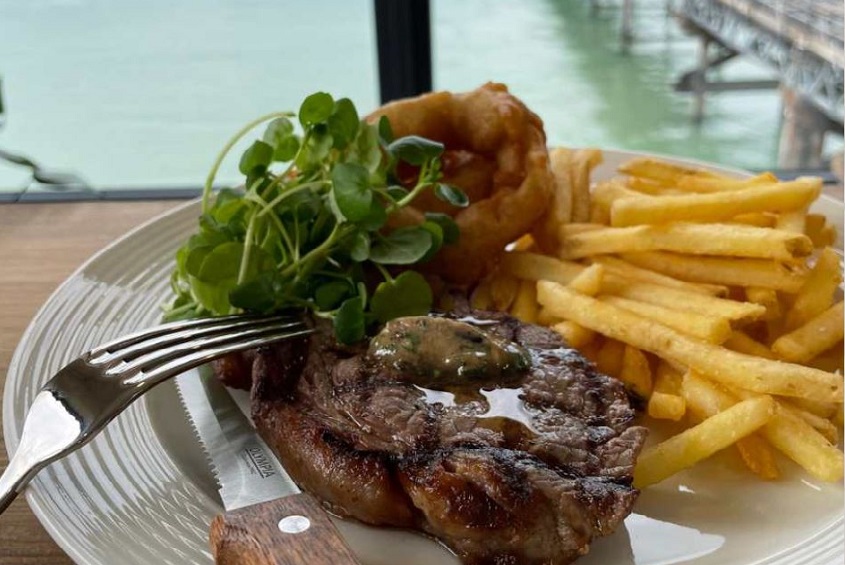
[[368, 83, 555, 284]]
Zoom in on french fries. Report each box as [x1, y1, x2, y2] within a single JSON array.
[[537, 282, 842, 403], [647, 363, 686, 421], [488, 151, 842, 487], [561, 223, 812, 261], [611, 178, 822, 227], [621, 251, 806, 292], [771, 302, 844, 363], [634, 395, 776, 488], [600, 295, 732, 343], [782, 247, 842, 331]]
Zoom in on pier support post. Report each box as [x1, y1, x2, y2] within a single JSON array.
[[778, 88, 839, 169], [692, 37, 710, 123], [621, 0, 634, 50]]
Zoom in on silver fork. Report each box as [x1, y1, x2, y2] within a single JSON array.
[[0, 314, 310, 514]]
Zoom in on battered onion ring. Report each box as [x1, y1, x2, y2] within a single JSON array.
[[368, 83, 554, 285]]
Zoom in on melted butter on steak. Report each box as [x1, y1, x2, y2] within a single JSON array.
[[367, 316, 531, 383]]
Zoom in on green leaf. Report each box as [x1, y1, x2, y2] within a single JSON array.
[[332, 163, 372, 222], [262, 117, 294, 146], [273, 135, 300, 162], [297, 128, 333, 169], [424, 212, 460, 245], [359, 198, 387, 231], [377, 115, 394, 144], [186, 245, 213, 278], [238, 140, 274, 175], [388, 135, 444, 166], [299, 92, 334, 126], [191, 277, 233, 314], [197, 242, 244, 283], [349, 231, 370, 261], [327, 98, 360, 149], [369, 227, 433, 265], [230, 273, 278, 312], [434, 183, 469, 207], [419, 220, 443, 262], [334, 296, 365, 344], [347, 123, 381, 173], [315, 281, 350, 310], [370, 271, 433, 324]]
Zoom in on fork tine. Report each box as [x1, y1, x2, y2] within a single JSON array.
[[110, 319, 308, 379], [122, 325, 313, 386], [87, 314, 297, 357], [87, 316, 302, 366]]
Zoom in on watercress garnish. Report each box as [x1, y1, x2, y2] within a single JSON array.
[[164, 92, 466, 344]]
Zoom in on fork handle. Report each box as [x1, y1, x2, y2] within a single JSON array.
[[210, 492, 360, 565], [0, 447, 36, 515]]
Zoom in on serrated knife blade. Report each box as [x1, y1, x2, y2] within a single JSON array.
[[175, 369, 360, 565]]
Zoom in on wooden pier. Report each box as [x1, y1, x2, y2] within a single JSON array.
[[675, 0, 843, 167]]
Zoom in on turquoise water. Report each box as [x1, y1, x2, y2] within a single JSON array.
[[0, 0, 795, 193]]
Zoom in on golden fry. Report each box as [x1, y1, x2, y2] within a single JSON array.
[[536, 282, 843, 402], [610, 178, 822, 227], [771, 301, 844, 363], [675, 171, 778, 193], [647, 363, 685, 421], [621, 251, 807, 292], [490, 273, 521, 311], [601, 278, 765, 322], [729, 212, 777, 227], [633, 395, 775, 487], [723, 331, 777, 360], [763, 404, 844, 482], [776, 208, 807, 233], [500, 251, 584, 285], [779, 401, 839, 445], [745, 287, 781, 321], [618, 157, 724, 184], [600, 295, 732, 343], [571, 149, 603, 223], [595, 339, 625, 378], [536, 308, 563, 326], [735, 434, 781, 480], [552, 321, 596, 349], [471, 277, 493, 310], [620, 346, 652, 399], [590, 256, 727, 296], [783, 247, 842, 331], [567, 264, 604, 296], [510, 279, 539, 324], [560, 222, 812, 261], [590, 179, 645, 224]]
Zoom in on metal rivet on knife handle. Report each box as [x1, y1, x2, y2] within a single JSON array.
[[210, 492, 361, 564]]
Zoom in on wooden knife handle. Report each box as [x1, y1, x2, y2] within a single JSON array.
[[210, 492, 361, 565]]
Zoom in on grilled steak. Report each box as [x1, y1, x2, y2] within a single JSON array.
[[214, 309, 647, 564]]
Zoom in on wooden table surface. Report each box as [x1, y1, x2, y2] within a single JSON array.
[[0, 186, 842, 564], [0, 201, 179, 565]]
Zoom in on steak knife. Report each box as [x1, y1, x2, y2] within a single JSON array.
[[176, 371, 360, 565]]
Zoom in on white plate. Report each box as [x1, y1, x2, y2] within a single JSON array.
[[4, 150, 843, 565]]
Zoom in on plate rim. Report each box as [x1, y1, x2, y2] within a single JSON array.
[[4, 149, 843, 565]]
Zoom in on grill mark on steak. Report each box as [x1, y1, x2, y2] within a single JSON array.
[[217, 309, 646, 564]]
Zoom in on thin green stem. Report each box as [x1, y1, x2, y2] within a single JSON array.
[[237, 214, 258, 285], [374, 262, 394, 283], [202, 111, 292, 213], [257, 180, 329, 218]]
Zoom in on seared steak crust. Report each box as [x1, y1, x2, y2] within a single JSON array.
[[215, 311, 646, 564]]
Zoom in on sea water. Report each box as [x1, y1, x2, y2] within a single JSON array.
[[0, 0, 820, 194]]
